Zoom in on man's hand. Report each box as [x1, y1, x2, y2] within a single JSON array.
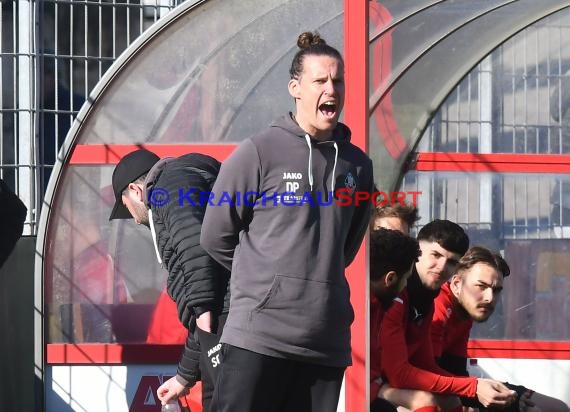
[[157, 376, 189, 405], [519, 390, 536, 411], [196, 310, 213, 333], [476, 378, 517, 408]]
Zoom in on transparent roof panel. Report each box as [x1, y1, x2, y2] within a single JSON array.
[[368, 0, 570, 190], [419, 8, 570, 154], [75, 0, 343, 145]]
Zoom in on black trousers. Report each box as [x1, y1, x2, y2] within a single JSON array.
[[211, 344, 345, 412], [195, 314, 227, 412], [370, 398, 398, 412]]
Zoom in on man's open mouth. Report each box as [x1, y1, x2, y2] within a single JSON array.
[[319, 101, 337, 117]]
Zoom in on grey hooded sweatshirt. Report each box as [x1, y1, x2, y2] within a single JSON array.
[[200, 113, 373, 367]]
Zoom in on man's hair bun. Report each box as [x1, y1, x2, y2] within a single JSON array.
[[297, 31, 326, 49]]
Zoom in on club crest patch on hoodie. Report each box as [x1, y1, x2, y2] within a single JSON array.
[[344, 172, 357, 196]]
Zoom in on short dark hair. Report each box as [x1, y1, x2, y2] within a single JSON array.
[[417, 219, 469, 256], [455, 246, 510, 278], [289, 31, 343, 80], [372, 203, 420, 229], [370, 228, 420, 281]]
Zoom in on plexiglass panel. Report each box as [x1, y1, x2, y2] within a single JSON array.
[[402, 171, 570, 340], [403, 171, 570, 239], [46, 166, 165, 343]]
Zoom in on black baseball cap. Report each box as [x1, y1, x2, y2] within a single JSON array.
[[109, 149, 160, 220]]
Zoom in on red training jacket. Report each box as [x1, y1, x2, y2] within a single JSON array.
[[431, 282, 473, 359], [380, 287, 477, 396]]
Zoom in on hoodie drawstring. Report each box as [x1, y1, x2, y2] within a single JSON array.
[[331, 142, 338, 192], [305, 135, 339, 193], [148, 209, 163, 266], [304, 134, 314, 191]]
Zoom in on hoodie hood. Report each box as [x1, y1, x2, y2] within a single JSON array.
[[271, 113, 350, 191], [142, 153, 221, 265], [271, 112, 352, 143], [143, 157, 175, 209], [143, 152, 221, 208]]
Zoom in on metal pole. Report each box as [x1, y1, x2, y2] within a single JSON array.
[[343, 0, 368, 410], [17, 0, 35, 235], [479, 55, 493, 229]]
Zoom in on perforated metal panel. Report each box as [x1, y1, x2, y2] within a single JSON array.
[[0, 0, 189, 235]]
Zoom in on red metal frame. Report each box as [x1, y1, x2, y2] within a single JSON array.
[[344, 1, 369, 410], [47, 343, 183, 364], [416, 152, 570, 173], [468, 340, 570, 360], [46, 340, 570, 364], [70, 144, 236, 164]]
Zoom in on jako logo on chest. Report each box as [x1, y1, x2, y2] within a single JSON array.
[[282, 171, 303, 193], [282, 172, 303, 180]]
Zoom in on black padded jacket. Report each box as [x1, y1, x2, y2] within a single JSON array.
[[144, 153, 230, 386]]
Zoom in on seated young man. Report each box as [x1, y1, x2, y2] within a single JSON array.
[[369, 228, 421, 412], [379, 220, 517, 412], [432, 246, 570, 412]]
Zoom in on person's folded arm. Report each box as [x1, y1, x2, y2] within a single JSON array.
[[200, 139, 260, 270]]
